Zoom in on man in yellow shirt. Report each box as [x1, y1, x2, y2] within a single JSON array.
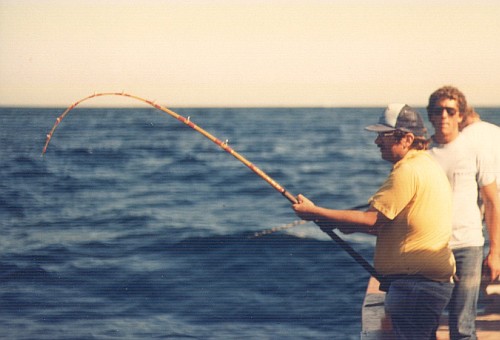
[[293, 104, 455, 339]]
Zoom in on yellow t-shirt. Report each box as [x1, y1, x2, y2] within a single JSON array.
[[370, 150, 455, 282]]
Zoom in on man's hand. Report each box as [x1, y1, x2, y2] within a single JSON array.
[[292, 194, 317, 221], [484, 252, 500, 282]]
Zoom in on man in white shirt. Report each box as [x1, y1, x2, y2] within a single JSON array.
[[426, 86, 500, 340], [460, 107, 500, 202]]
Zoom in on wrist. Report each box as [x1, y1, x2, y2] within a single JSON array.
[[488, 250, 500, 257]]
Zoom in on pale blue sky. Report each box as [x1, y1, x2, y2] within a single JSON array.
[[1, 0, 500, 107]]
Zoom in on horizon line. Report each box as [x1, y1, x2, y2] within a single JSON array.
[[3, 104, 500, 110]]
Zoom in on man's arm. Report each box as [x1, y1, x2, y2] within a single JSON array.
[[481, 181, 500, 281], [292, 194, 381, 235]]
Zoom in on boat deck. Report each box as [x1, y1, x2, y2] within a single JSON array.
[[361, 276, 500, 339]]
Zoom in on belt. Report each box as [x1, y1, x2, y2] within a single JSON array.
[[379, 274, 452, 292]]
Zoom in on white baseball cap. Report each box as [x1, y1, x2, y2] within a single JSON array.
[[365, 103, 427, 137]]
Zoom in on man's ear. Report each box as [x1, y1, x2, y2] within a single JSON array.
[[457, 113, 464, 124], [403, 133, 415, 148]]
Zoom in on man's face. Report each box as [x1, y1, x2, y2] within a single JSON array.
[[374, 131, 407, 163], [428, 98, 463, 142]]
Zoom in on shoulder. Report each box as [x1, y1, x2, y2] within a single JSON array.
[[462, 121, 500, 140], [393, 151, 433, 176], [399, 151, 449, 183], [429, 133, 476, 156]]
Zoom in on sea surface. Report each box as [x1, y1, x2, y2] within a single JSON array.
[[1, 104, 499, 340]]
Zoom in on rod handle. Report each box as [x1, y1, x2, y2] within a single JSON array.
[[282, 190, 298, 204]]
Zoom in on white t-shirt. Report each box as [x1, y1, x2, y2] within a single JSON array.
[[461, 120, 500, 198], [428, 133, 496, 249]]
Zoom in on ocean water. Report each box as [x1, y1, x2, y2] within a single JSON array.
[[1, 105, 499, 339]]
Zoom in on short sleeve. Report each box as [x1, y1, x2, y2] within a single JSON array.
[[369, 163, 416, 220], [476, 147, 496, 188]]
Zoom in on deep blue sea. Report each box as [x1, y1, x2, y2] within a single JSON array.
[[1, 105, 499, 339]]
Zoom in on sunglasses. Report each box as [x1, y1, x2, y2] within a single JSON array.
[[377, 130, 407, 139], [429, 106, 458, 116], [377, 131, 396, 138]]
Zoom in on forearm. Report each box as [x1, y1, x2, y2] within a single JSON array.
[[299, 205, 378, 235], [485, 200, 500, 256], [482, 184, 500, 256], [292, 194, 380, 235], [310, 206, 376, 227], [481, 183, 500, 281], [484, 203, 500, 281]]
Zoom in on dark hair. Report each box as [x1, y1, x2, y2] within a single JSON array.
[[411, 137, 430, 150], [392, 130, 408, 140], [393, 130, 430, 150], [427, 86, 468, 116]]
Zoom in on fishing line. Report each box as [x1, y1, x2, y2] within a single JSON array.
[[253, 220, 309, 238], [253, 203, 370, 237], [42, 92, 381, 281]]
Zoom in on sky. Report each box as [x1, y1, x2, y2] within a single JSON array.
[[1, 0, 500, 107]]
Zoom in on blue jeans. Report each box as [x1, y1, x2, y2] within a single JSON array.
[[448, 246, 483, 340], [385, 277, 454, 340]]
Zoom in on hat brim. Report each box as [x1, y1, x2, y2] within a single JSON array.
[[364, 124, 396, 133]]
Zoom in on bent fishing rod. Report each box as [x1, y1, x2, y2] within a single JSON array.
[[42, 92, 380, 281]]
